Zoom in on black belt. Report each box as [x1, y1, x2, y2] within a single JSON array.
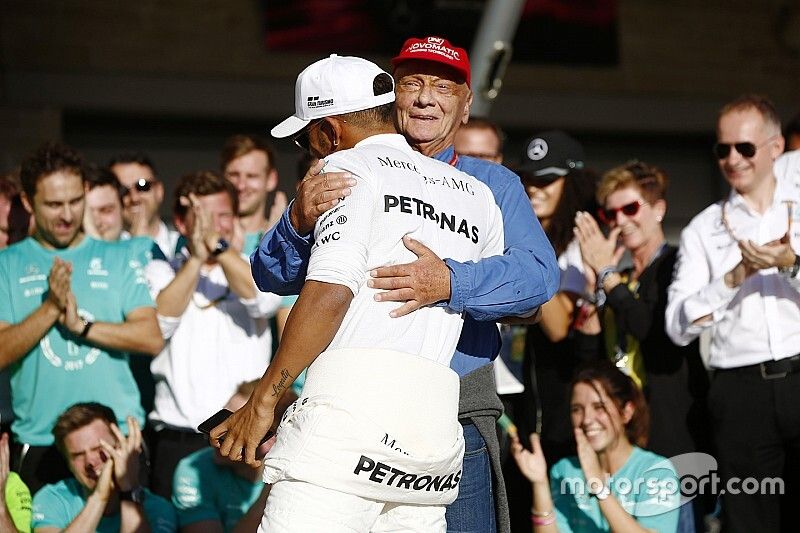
[[723, 354, 800, 380]]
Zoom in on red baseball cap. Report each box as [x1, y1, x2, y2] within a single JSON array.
[[391, 36, 471, 87]]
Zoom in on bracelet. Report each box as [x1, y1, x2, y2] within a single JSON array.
[[79, 319, 94, 338], [531, 507, 552, 518], [532, 514, 556, 526]]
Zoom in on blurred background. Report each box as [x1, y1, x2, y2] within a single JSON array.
[[2, 0, 800, 239]]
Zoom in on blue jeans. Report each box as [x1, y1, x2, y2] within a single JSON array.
[[445, 422, 496, 533]]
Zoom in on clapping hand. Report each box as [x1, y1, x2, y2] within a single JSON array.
[[47, 258, 72, 314], [511, 433, 549, 485], [574, 427, 603, 483], [738, 233, 795, 271], [574, 212, 625, 274]]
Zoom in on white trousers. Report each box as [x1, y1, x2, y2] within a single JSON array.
[[259, 478, 446, 533]]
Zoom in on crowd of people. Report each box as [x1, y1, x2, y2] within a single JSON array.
[[0, 34, 798, 533]]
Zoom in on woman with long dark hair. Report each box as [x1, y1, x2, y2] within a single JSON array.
[[512, 359, 680, 532]]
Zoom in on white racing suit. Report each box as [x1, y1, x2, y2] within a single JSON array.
[[260, 348, 464, 532]]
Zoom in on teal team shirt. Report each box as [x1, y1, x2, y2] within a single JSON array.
[[243, 231, 263, 256], [173, 447, 263, 530], [0, 236, 153, 445], [32, 478, 177, 532], [550, 446, 680, 532]]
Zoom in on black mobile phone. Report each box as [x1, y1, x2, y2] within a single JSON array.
[[197, 408, 233, 436], [197, 408, 274, 445]]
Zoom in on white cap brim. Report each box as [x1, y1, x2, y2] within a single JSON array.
[[271, 115, 310, 139]]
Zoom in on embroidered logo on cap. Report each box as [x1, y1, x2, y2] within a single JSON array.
[[307, 95, 334, 109], [428, 37, 444, 45], [527, 138, 548, 161]]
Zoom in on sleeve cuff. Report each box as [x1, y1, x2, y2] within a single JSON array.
[[683, 276, 738, 323], [443, 258, 469, 313], [157, 314, 181, 339], [283, 200, 313, 245]]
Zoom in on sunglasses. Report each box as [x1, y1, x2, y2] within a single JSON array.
[[121, 178, 155, 195], [597, 200, 644, 225], [712, 135, 777, 160], [293, 119, 325, 152]]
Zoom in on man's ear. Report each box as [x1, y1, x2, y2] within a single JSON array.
[[266, 168, 278, 193], [154, 181, 165, 204], [321, 118, 344, 152], [20, 192, 33, 215], [770, 134, 786, 160], [173, 214, 188, 236], [462, 90, 473, 125]]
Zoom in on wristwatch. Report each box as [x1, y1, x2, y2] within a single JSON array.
[[78, 319, 94, 338], [779, 254, 800, 278], [119, 486, 145, 504], [211, 238, 230, 257]]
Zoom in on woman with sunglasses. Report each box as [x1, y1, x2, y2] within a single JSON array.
[[511, 359, 680, 532], [573, 161, 710, 531]]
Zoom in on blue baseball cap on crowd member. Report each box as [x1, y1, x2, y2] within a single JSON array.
[[520, 130, 585, 182]]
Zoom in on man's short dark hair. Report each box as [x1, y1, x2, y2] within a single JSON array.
[[107, 151, 158, 179], [53, 402, 117, 456], [173, 170, 239, 219], [220, 135, 276, 173], [339, 73, 395, 127], [86, 164, 124, 200], [19, 142, 86, 200]]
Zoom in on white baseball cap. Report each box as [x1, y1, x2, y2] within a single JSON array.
[[271, 54, 396, 139]]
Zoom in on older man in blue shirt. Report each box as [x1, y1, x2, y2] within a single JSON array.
[[251, 37, 558, 533]]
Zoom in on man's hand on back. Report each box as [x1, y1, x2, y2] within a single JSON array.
[[290, 160, 356, 235], [368, 235, 451, 317]]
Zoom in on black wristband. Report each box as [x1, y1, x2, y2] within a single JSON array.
[[119, 486, 145, 504], [79, 319, 93, 338]]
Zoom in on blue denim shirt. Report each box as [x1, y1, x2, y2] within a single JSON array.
[[251, 144, 558, 376]]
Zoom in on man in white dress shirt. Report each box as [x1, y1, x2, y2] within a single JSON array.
[[666, 94, 800, 533], [145, 171, 281, 500]]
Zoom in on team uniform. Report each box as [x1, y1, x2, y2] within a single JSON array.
[[260, 134, 504, 532], [549, 447, 680, 532], [32, 478, 176, 532], [0, 237, 152, 446], [173, 447, 263, 530]]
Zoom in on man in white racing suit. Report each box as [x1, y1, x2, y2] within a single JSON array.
[[212, 54, 504, 532]]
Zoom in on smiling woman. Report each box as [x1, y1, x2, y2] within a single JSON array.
[[511, 359, 680, 533]]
